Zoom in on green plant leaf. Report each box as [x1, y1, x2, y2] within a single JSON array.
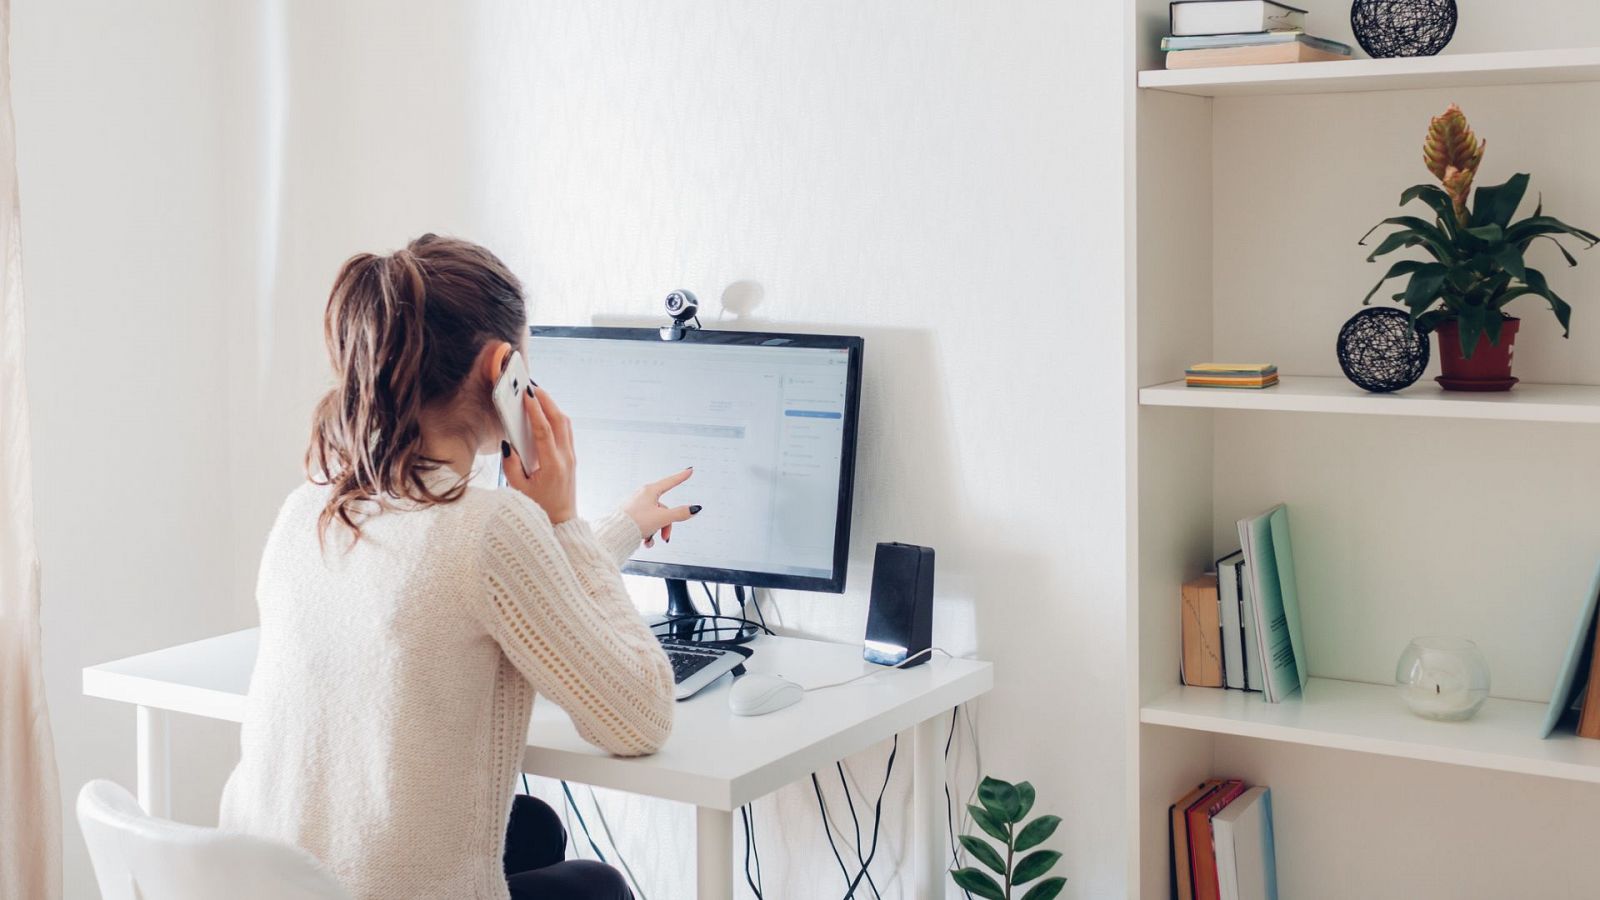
[[1527, 234, 1580, 267], [1016, 782, 1036, 821], [951, 867, 1006, 900], [1020, 876, 1069, 900], [1415, 309, 1450, 334], [1456, 304, 1487, 359], [1362, 259, 1434, 304], [1520, 267, 1573, 335], [1015, 815, 1062, 852], [959, 835, 1007, 875], [1400, 183, 1462, 237], [1013, 850, 1063, 884], [1492, 243, 1527, 281], [968, 804, 1010, 843], [1464, 223, 1504, 246], [1361, 217, 1454, 261], [1506, 215, 1600, 247], [1400, 266, 1449, 317], [979, 777, 1023, 823], [1364, 230, 1431, 263], [1470, 173, 1530, 229]]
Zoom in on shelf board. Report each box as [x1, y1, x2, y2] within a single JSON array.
[[1142, 678, 1600, 784], [1139, 375, 1600, 424], [1138, 47, 1600, 98]]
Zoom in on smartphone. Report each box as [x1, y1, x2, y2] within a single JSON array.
[[492, 350, 538, 477]]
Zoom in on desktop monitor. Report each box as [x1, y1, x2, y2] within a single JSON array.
[[525, 326, 864, 626]]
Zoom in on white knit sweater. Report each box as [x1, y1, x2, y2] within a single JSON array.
[[219, 472, 675, 900]]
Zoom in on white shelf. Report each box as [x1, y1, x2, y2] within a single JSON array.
[[1141, 678, 1600, 784], [1139, 375, 1600, 424], [1138, 47, 1600, 98]]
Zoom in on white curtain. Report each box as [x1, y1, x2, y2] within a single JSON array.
[[0, 0, 62, 896]]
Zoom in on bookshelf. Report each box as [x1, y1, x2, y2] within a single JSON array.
[[1128, 3, 1600, 896], [1143, 678, 1600, 785], [1140, 376, 1600, 424], [1139, 46, 1600, 97]]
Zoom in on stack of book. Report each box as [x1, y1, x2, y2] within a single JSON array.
[[1171, 780, 1278, 900], [1180, 503, 1309, 704], [1185, 363, 1279, 390], [1542, 561, 1600, 739], [1164, 1, 1353, 70]]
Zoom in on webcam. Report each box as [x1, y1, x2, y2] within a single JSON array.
[[659, 289, 701, 340]]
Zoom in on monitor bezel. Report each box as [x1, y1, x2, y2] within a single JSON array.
[[527, 325, 864, 594]]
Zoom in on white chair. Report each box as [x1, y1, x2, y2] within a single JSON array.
[[76, 780, 351, 900]]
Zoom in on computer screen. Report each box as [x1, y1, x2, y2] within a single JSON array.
[[526, 326, 863, 592]]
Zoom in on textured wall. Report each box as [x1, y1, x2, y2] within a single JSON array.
[[22, 2, 1131, 897]]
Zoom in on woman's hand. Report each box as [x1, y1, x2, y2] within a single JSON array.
[[624, 468, 700, 548], [501, 386, 577, 525]]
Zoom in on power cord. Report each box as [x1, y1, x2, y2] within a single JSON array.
[[945, 707, 974, 900], [802, 647, 951, 692], [811, 773, 856, 893], [842, 735, 897, 899], [586, 785, 649, 900], [837, 762, 883, 899], [740, 804, 765, 898], [561, 781, 608, 864]]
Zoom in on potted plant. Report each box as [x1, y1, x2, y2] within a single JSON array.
[[951, 776, 1066, 900], [1360, 104, 1598, 391]]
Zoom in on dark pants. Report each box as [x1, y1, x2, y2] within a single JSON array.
[[503, 794, 633, 900]]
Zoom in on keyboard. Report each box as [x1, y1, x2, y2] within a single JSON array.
[[660, 638, 745, 700]]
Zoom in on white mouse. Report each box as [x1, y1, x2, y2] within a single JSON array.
[[728, 673, 804, 716]]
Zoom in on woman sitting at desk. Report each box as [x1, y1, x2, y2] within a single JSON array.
[[219, 235, 696, 900]]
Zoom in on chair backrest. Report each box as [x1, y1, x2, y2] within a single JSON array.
[[76, 780, 352, 900]]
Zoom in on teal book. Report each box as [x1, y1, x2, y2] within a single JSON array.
[[1541, 559, 1600, 738], [1237, 504, 1307, 703]]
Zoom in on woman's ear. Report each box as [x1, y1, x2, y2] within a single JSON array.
[[480, 341, 512, 388]]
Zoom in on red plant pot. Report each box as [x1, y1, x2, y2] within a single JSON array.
[[1434, 317, 1519, 391]]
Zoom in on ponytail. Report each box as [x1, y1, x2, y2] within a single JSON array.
[[307, 235, 526, 543]]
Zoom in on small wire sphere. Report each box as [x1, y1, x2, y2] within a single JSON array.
[[1350, 0, 1457, 58], [1337, 307, 1431, 393]]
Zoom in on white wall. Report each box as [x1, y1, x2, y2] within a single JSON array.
[[12, 3, 250, 897], [18, 3, 1131, 897]]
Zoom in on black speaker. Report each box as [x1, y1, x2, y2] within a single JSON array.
[[864, 542, 934, 667]]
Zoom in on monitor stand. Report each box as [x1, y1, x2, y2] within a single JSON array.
[[662, 578, 704, 641]]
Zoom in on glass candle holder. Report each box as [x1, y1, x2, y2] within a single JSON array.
[[1395, 637, 1490, 721]]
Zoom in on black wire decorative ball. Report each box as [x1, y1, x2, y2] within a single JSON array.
[[1337, 307, 1430, 393], [1350, 0, 1457, 58]]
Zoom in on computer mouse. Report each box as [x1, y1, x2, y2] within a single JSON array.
[[728, 673, 804, 716]]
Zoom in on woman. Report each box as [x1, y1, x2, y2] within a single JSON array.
[[220, 235, 692, 899]]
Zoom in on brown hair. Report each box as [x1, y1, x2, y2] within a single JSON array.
[[307, 234, 525, 541]]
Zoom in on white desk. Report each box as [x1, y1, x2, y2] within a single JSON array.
[[83, 629, 992, 899]]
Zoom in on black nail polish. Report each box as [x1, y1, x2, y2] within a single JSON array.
[[525, 385, 534, 397], [689, 505, 703, 515], [501, 441, 510, 458]]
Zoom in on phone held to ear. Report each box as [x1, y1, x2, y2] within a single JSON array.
[[492, 350, 538, 477]]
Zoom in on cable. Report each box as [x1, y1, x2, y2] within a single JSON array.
[[842, 735, 897, 899], [812, 772, 855, 893], [837, 762, 883, 899], [802, 647, 952, 692], [560, 781, 608, 864], [586, 786, 649, 900], [741, 805, 765, 898], [945, 707, 974, 900], [701, 581, 722, 618]]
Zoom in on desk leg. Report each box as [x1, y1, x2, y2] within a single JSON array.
[[135, 706, 172, 817], [696, 806, 733, 900], [912, 715, 948, 899]]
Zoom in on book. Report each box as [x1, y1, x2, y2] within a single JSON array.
[[1238, 561, 1265, 693], [1216, 563, 1245, 690], [1237, 504, 1307, 703], [1213, 786, 1278, 900], [1182, 573, 1225, 688], [1580, 607, 1600, 738], [1166, 40, 1350, 69], [1170, 0, 1307, 37], [1162, 32, 1350, 54], [1187, 779, 1247, 900], [1216, 554, 1241, 685], [1187, 363, 1277, 376], [1543, 559, 1600, 737], [1170, 779, 1224, 900], [1218, 550, 1263, 692]]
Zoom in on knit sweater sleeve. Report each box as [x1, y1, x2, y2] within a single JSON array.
[[476, 491, 675, 757]]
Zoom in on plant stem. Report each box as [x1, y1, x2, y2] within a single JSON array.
[[1005, 826, 1014, 900]]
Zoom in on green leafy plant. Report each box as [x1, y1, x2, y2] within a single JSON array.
[[1360, 103, 1599, 357], [951, 776, 1065, 900]]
